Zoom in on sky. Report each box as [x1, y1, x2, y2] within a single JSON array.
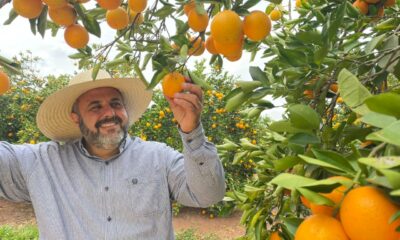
[[0, 2, 285, 120]]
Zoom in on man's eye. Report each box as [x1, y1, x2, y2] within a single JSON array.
[[111, 102, 122, 108], [90, 106, 101, 111]]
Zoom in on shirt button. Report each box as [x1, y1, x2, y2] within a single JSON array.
[[199, 162, 204, 166], [107, 216, 112, 222], [105, 186, 109, 191], [105, 161, 109, 165], [131, 178, 138, 184], [187, 139, 192, 143]]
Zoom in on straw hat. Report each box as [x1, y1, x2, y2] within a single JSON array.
[[36, 69, 153, 142]]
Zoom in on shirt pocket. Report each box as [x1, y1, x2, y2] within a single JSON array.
[[125, 176, 168, 216]]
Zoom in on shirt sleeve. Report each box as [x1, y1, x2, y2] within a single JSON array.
[[166, 123, 226, 208], [0, 142, 38, 202]]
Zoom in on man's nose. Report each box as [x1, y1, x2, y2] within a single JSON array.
[[102, 104, 116, 117]]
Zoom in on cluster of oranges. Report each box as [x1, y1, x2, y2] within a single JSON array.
[[12, 0, 89, 49], [352, 0, 395, 16], [12, 0, 147, 49], [0, 70, 10, 95], [296, 176, 400, 240], [178, 1, 273, 62]]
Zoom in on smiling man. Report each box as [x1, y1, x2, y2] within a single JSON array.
[[0, 69, 225, 239]]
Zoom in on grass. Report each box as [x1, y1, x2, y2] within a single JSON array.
[[0, 225, 219, 240], [0, 225, 38, 240]]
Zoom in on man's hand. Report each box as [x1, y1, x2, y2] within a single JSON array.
[[165, 79, 203, 133]]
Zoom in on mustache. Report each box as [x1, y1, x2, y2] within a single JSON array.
[[95, 116, 123, 128]]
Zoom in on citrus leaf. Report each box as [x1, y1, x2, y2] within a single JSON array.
[[365, 34, 386, 54], [366, 121, 400, 146], [288, 133, 320, 146], [225, 91, 248, 112], [288, 104, 320, 130], [299, 154, 350, 173], [273, 156, 302, 171], [297, 187, 335, 206], [311, 149, 355, 173], [269, 173, 316, 190], [148, 68, 168, 90], [337, 68, 372, 115], [3, 9, 17, 25], [37, 6, 47, 38], [365, 93, 400, 119], [379, 169, 400, 189], [358, 157, 400, 170], [188, 71, 211, 90], [269, 120, 311, 134], [361, 112, 397, 128], [249, 66, 268, 83]]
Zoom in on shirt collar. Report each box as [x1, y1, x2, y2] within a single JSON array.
[[75, 136, 132, 161]]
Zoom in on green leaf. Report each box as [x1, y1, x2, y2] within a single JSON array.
[[75, 3, 101, 37], [225, 91, 248, 112], [148, 68, 168, 89], [188, 70, 211, 90], [314, 46, 328, 65], [3, 9, 17, 25], [233, 151, 248, 164], [365, 93, 400, 119], [273, 156, 302, 171], [297, 187, 335, 206], [241, 0, 261, 9], [337, 68, 372, 115], [365, 34, 386, 54], [91, 63, 101, 80], [29, 18, 37, 35], [366, 121, 400, 146], [277, 47, 308, 67], [299, 154, 351, 174], [133, 61, 148, 87], [377, 35, 400, 73], [327, 1, 346, 43], [295, 31, 323, 45], [390, 189, 400, 196], [288, 104, 320, 130], [249, 66, 268, 83], [269, 173, 316, 190], [361, 112, 397, 128], [380, 169, 400, 189], [311, 149, 355, 173], [236, 81, 263, 92], [288, 133, 320, 146], [37, 6, 47, 38], [269, 120, 310, 133], [281, 218, 302, 238], [154, 5, 175, 18]]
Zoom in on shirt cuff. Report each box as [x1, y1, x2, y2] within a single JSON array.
[[178, 122, 206, 152]]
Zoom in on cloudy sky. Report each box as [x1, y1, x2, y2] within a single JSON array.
[[0, 2, 285, 119]]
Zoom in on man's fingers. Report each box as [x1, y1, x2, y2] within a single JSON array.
[[181, 83, 203, 103]]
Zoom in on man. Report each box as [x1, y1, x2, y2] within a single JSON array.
[[0, 69, 225, 239]]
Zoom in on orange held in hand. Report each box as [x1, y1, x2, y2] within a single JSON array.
[[64, 24, 89, 49], [0, 70, 10, 95], [340, 186, 400, 240], [162, 72, 185, 98]]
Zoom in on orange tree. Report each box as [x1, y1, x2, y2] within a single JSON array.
[[1, 0, 400, 239]]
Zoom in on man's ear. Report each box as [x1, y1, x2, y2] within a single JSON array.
[[70, 112, 80, 125]]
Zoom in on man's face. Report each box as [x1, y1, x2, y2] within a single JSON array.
[[70, 87, 129, 150]]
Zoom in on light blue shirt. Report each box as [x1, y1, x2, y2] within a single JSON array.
[[0, 124, 225, 239]]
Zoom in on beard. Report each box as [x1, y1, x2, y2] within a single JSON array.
[[79, 115, 128, 150]]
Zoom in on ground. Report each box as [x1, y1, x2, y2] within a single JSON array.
[[0, 199, 245, 239]]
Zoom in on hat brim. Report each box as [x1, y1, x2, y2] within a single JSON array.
[[36, 77, 152, 142]]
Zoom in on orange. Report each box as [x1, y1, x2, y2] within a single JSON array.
[[0, 70, 10, 95], [225, 49, 242, 62], [269, 9, 282, 21], [43, 0, 68, 8], [210, 10, 243, 45], [64, 24, 89, 49], [97, 0, 121, 10], [129, 11, 144, 25], [384, 0, 395, 7], [364, 0, 379, 3], [243, 10, 271, 41], [213, 38, 243, 56], [303, 89, 314, 99], [162, 72, 185, 98], [336, 96, 343, 103], [309, 176, 351, 217], [129, 0, 147, 13], [13, 0, 43, 19], [48, 4, 77, 26], [340, 186, 400, 240], [329, 83, 338, 93], [188, 37, 205, 56], [295, 214, 349, 240], [183, 0, 197, 16], [188, 10, 209, 32], [352, 0, 368, 15], [106, 7, 129, 30], [205, 36, 218, 55], [270, 231, 282, 240]]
